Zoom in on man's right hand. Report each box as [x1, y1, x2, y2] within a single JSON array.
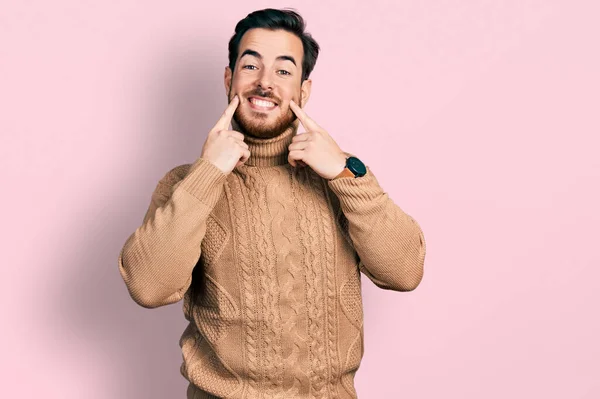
[[200, 95, 250, 174]]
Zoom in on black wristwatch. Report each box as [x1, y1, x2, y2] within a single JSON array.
[[334, 156, 367, 179]]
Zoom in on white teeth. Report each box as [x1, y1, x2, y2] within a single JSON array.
[[250, 98, 275, 108]]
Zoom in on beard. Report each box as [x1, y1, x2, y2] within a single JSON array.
[[230, 91, 298, 139]]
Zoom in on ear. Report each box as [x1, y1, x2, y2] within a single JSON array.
[[224, 66, 232, 96], [300, 78, 312, 108]]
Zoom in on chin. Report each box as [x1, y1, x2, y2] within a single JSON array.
[[245, 126, 285, 139], [234, 110, 293, 139]]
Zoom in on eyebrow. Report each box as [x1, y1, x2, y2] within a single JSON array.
[[239, 49, 297, 67]]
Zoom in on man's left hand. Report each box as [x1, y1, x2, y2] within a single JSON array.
[[288, 100, 347, 180]]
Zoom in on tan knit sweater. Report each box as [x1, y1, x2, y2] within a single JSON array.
[[118, 127, 426, 399]]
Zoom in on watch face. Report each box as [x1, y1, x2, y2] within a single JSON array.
[[347, 157, 367, 177]]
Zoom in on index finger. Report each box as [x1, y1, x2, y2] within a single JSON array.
[[212, 95, 240, 132], [289, 100, 321, 132]]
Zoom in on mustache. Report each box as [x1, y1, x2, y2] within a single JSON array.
[[244, 90, 280, 104]]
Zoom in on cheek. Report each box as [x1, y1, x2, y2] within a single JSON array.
[[231, 75, 250, 92], [280, 85, 296, 98], [280, 88, 300, 107]]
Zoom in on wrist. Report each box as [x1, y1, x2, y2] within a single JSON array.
[[329, 154, 349, 180], [329, 153, 367, 180], [331, 167, 354, 180]]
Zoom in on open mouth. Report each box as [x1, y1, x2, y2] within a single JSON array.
[[248, 96, 278, 112]]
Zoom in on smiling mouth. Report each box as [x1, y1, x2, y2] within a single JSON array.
[[248, 97, 278, 111]]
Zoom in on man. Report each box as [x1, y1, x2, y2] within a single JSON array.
[[118, 8, 426, 399]]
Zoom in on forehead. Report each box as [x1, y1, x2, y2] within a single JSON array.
[[238, 28, 303, 61]]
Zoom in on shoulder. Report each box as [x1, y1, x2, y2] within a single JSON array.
[[148, 163, 194, 200], [157, 163, 193, 188]]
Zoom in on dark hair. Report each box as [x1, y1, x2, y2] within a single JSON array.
[[227, 8, 320, 83], [187, 9, 320, 313]]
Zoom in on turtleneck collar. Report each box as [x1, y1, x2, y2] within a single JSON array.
[[243, 127, 296, 167]]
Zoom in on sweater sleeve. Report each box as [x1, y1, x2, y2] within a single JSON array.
[[118, 157, 228, 308], [327, 164, 426, 292]]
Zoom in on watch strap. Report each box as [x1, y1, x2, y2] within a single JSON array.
[[333, 167, 356, 179]]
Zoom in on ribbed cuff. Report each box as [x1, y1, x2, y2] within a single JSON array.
[[327, 166, 384, 212], [177, 157, 228, 207]]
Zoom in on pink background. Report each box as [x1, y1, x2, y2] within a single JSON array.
[[2, 0, 599, 397]]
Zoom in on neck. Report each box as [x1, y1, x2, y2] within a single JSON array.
[[238, 126, 297, 167]]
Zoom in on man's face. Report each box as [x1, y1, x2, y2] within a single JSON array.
[[225, 28, 311, 139]]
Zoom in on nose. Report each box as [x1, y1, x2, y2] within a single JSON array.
[[256, 69, 273, 90]]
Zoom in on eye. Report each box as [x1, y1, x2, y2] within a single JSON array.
[[278, 70, 291, 76], [242, 65, 257, 70]]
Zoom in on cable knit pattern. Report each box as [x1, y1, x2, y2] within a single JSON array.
[[267, 166, 310, 399], [339, 270, 363, 397], [295, 167, 329, 398], [195, 274, 238, 344], [340, 271, 363, 331], [247, 167, 284, 397], [226, 175, 261, 397], [201, 216, 229, 270], [341, 333, 363, 397], [311, 172, 342, 398], [336, 207, 353, 248], [118, 126, 427, 398]]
